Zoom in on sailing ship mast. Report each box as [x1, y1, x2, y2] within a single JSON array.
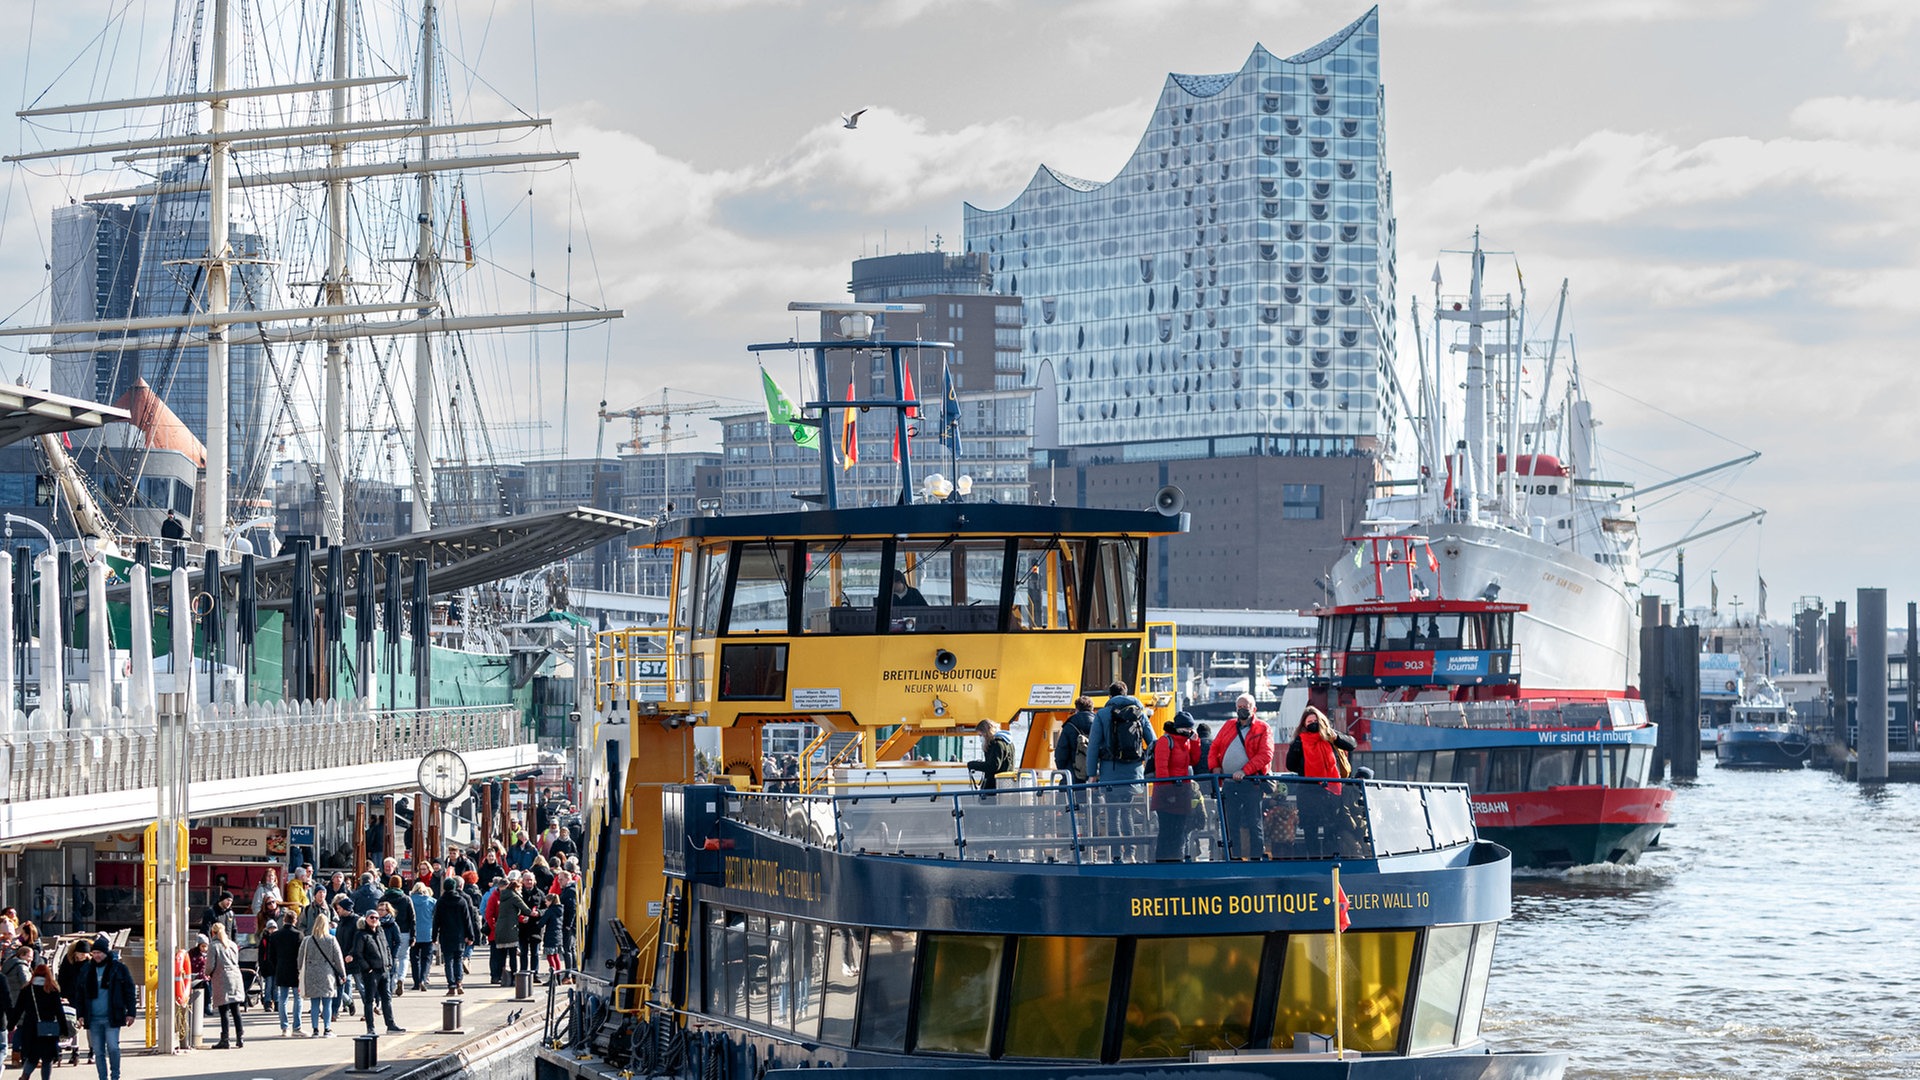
[[3, 0, 621, 552]]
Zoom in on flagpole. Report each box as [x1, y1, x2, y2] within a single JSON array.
[[1333, 863, 1345, 1060]]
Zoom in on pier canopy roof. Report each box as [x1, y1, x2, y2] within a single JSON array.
[[0, 383, 128, 448], [238, 505, 647, 606]]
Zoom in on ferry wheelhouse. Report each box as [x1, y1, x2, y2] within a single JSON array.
[[1302, 536, 1670, 870], [535, 307, 1566, 1080]]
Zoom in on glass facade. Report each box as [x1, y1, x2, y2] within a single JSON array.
[[962, 10, 1397, 457], [49, 158, 274, 501]]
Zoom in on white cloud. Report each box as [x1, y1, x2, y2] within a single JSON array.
[[1823, 0, 1920, 57], [1413, 126, 1920, 230], [749, 101, 1150, 212], [1789, 96, 1920, 144]]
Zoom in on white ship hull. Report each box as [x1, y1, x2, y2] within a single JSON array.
[[1329, 522, 1638, 694]]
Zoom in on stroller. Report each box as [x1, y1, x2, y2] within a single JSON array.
[[59, 1002, 80, 1067]]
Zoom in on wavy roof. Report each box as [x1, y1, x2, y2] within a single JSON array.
[[967, 7, 1377, 211]]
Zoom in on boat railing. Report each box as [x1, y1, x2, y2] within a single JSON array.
[[721, 774, 1475, 864], [1363, 697, 1638, 731], [597, 627, 691, 708]]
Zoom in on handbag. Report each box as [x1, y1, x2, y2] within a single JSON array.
[[30, 992, 60, 1039]]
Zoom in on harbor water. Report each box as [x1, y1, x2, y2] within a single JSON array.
[[1486, 761, 1920, 1078]]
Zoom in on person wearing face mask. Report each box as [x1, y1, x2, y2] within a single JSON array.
[[1287, 706, 1359, 857], [74, 936, 135, 1079], [1207, 694, 1275, 859], [12, 963, 71, 1080]]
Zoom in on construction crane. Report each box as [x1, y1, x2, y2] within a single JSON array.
[[597, 392, 725, 457]]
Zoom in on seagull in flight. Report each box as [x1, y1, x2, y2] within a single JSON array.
[[841, 108, 867, 130]]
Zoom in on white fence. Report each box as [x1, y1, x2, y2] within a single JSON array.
[[1, 700, 523, 806]]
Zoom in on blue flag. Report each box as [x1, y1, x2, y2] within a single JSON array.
[[941, 360, 962, 455]]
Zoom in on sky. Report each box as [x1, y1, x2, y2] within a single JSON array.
[[2, 0, 1917, 617]]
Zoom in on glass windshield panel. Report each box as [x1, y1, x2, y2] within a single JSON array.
[[731, 540, 793, 633], [1003, 936, 1114, 1060], [1089, 539, 1143, 630], [745, 915, 770, 1025], [1487, 750, 1526, 793], [703, 906, 742, 1017], [1381, 614, 1415, 650], [792, 921, 825, 1039], [694, 546, 729, 637], [1272, 931, 1414, 1054], [766, 917, 792, 1030], [1457, 924, 1496, 1044], [819, 926, 864, 1045], [856, 930, 917, 1051], [1121, 935, 1263, 1058], [800, 540, 885, 635], [1012, 539, 1079, 631], [890, 540, 1007, 634], [914, 934, 1005, 1056], [1409, 924, 1474, 1052], [1528, 748, 1577, 790]]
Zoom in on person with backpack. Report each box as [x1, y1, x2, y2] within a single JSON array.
[[1052, 696, 1096, 784], [1208, 693, 1276, 859], [965, 720, 1017, 791], [1087, 681, 1154, 861]]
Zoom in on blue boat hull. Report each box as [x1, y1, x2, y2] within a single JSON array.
[[1715, 730, 1809, 769]]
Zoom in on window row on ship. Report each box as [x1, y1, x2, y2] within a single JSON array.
[[696, 905, 1501, 1061]]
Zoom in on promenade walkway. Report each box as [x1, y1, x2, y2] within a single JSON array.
[[113, 959, 552, 1079]]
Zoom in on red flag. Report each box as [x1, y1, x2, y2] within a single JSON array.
[[890, 427, 899, 464], [902, 363, 919, 419], [841, 381, 858, 471], [1425, 542, 1439, 574], [1334, 879, 1351, 933]]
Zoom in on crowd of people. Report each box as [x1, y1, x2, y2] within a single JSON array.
[[0, 913, 136, 1080], [1, 813, 586, 1072], [183, 831, 585, 1045], [992, 683, 1369, 861]]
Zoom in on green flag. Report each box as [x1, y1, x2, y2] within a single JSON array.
[[761, 367, 819, 449]]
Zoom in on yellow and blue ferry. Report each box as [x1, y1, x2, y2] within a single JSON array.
[[535, 305, 1566, 1080]]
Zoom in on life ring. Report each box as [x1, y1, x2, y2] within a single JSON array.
[[173, 949, 191, 1006]]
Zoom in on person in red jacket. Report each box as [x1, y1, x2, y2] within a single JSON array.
[[1149, 714, 1203, 861], [1207, 694, 1275, 859], [1291, 707, 1360, 856]]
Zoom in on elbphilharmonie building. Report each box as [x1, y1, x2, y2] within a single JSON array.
[[963, 8, 1396, 462]]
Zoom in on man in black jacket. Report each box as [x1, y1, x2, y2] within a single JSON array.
[[265, 919, 305, 1034], [348, 913, 404, 1035], [966, 720, 1017, 792], [1052, 696, 1096, 783], [75, 936, 137, 1080]]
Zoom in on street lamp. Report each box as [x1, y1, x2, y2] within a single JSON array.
[[2, 514, 55, 551], [224, 515, 277, 557]]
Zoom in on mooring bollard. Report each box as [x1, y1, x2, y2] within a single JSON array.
[[515, 969, 536, 1000], [350, 1031, 386, 1073], [441, 997, 464, 1034]]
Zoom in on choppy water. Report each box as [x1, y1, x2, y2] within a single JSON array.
[[1484, 761, 1920, 1078]]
